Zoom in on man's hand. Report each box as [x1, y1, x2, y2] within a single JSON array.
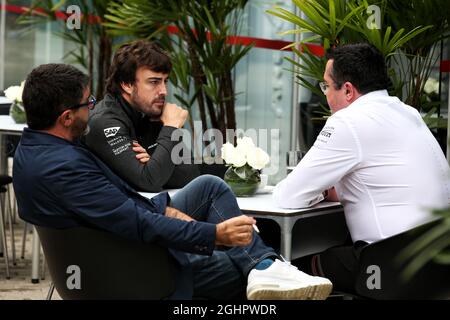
[[215, 215, 256, 247], [132, 141, 150, 164], [165, 206, 194, 222], [324, 187, 339, 202], [160, 103, 188, 128]]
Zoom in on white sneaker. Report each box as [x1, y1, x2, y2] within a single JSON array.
[[247, 259, 333, 300]]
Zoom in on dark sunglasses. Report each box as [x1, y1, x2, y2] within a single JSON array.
[[59, 95, 97, 115]]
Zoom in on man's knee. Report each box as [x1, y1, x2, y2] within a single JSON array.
[[194, 174, 229, 194]]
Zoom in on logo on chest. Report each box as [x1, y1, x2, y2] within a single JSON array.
[[104, 127, 121, 138]]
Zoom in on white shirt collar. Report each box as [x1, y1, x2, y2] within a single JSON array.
[[350, 89, 389, 107]]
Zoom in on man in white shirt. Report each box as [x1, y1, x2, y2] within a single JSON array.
[[273, 43, 450, 293]]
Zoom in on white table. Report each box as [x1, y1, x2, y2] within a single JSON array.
[[0, 115, 26, 172], [0, 97, 12, 104], [0, 115, 26, 131], [140, 188, 343, 260]]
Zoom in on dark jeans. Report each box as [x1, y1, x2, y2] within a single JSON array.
[[171, 175, 278, 300]]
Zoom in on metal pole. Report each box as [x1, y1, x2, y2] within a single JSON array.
[[31, 226, 41, 283], [447, 69, 450, 163], [290, 7, 309, 152], [0, 0, 7, 91], [290, 5, 301, 152]]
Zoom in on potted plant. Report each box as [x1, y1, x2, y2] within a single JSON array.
[[399, 208, 450, 281], [221, 137, 270, 197]]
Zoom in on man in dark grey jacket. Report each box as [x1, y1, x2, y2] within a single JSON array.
[[84, 40, 199, 192]]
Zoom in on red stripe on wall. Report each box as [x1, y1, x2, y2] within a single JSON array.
[[2, 4, 24, 15], [2, 4, 323, 55], [2, 4, 101, 24], [441, 60, 450, 73], [165, 25, 324, 55]]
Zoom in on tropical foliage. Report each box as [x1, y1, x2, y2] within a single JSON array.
[[399, 209, 450, 279], [267, 0, 450, 115], [16, 0, 114, 99]]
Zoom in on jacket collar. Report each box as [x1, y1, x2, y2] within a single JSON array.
[[105, 93, 148, 129], [20, 127, 80, 146]]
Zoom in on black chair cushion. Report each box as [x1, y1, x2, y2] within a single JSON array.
[[36, 226, 177, 300], [355, 219, 450, 299]]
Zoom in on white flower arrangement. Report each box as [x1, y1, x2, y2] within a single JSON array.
[[221, 137, 270, 170], [4, 81, 25, 103], [4, 81, 26, 123], [220, 136, 270, 196]]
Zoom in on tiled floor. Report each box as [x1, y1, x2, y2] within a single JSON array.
[[0, 219, 61, 300]]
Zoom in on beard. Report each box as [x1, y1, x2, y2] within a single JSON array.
[[71, 117, 89, 139], [130, 88, 165, 117]]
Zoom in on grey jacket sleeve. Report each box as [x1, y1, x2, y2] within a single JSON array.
[[164, 164, 200, 189], [85, 115, 196, 192]]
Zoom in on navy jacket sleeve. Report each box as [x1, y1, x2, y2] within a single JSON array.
[[49, 152, 216, 255]]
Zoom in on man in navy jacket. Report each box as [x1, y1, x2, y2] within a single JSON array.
[[13, 63, 332, 300]]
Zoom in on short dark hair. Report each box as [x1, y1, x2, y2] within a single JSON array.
[[106, 40, 172, 96], [326, 43, 389, 94], [22, 64, 89, 130]]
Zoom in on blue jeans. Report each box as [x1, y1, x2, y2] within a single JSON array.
[[170, 175, 278, 300]]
